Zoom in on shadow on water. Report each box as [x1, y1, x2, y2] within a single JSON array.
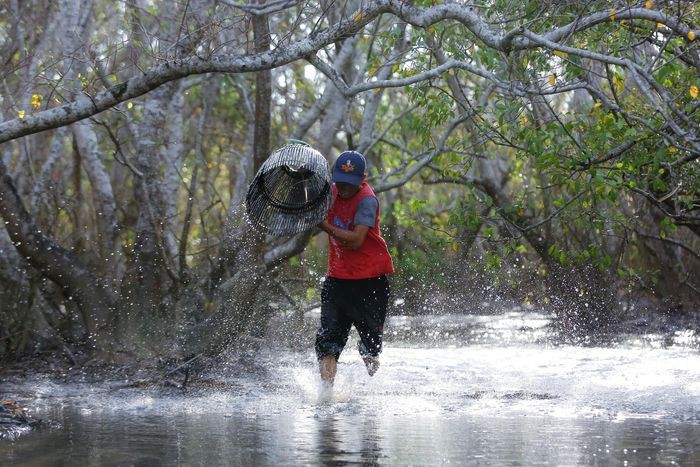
[[2, 309, 700, 465]]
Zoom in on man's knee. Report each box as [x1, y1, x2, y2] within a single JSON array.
[[315, 329, 346, 360]]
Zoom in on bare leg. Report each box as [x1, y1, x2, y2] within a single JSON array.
[[319, 355, 337, 384]]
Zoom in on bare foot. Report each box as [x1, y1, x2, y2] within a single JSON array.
[[318, 380, 334, 403], [362, 355, 379, 376]]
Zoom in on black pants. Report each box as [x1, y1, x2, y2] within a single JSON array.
[[315, 275, 390, 360]]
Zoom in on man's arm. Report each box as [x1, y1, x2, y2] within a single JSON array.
[[318, 221, 370, 251]]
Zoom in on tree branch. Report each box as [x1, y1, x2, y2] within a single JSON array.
[[5, 1, 694, 145]]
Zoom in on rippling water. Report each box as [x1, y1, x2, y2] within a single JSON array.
[[2, 311, 699, 465]]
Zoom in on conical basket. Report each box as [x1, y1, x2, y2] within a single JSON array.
[[246, 143, 332, 236]]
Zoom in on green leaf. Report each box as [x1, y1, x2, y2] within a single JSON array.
[[306, 288, 316, 301]]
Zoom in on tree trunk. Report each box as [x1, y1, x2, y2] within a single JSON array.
[[0, 157, 115, 349], [73, 121, 123, 281], [187, 7, 273, 355]]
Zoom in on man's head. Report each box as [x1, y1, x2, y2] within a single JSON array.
[[332, 150, 366, 198], [332, 151, 366, 185]]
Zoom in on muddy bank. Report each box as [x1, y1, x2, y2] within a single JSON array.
[[0, 399, 45, 440]]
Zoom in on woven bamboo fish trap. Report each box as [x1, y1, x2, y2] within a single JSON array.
[[245, 143, 332, 236]]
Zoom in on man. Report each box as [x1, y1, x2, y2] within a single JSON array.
[[315, 150, 394, 384]]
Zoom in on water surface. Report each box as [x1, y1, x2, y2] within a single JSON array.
[[2, 311, 699, 465]]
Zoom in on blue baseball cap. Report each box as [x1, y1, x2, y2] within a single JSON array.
[[332, 151, 366, 185]]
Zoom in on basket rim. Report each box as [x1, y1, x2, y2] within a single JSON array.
[[250, 173, 331, 214]]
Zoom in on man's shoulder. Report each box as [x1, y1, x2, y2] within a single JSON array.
[[357, 195, 378, 207]]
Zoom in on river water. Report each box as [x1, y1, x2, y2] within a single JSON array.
[[2, 310, 699, 465]]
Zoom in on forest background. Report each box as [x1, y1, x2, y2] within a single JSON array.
[[0, 0, 698, 364]]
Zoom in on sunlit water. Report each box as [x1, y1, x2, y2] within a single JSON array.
[[2, 310, 700, 465]]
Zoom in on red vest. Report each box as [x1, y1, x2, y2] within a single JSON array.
[[327, 182, 394, 279]]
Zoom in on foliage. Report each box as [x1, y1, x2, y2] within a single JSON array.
[[0, 0, 698, 358]]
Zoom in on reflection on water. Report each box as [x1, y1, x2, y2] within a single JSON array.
[[4, 408, 699, 466], [2, 311, 700, 465]]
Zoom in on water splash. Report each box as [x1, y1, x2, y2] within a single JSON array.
[[3, 310, 699, 465]]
